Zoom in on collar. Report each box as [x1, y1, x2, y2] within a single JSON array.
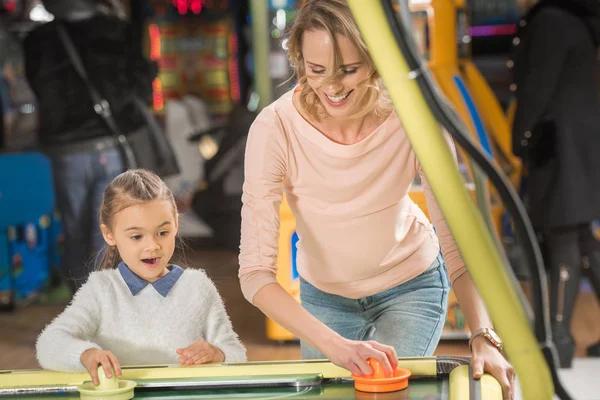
[[118, 262, 184, 297]]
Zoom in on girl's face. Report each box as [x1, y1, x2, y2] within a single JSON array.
[[302, 30, 371, 120], [101, 200, 178, 283]]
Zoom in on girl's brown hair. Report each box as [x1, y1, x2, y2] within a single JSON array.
[[97, 169, 178, 270], [285, 0, 392, 121]]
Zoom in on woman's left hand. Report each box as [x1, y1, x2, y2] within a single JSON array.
[[471, 336, 515, 399], [176, 341, 225, 365]]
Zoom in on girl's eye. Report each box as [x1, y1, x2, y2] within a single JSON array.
[[158, 231, 169, 237], [311, 69, 325, 74], [131, 235, 142, 241], [342, 68, 358, 75]]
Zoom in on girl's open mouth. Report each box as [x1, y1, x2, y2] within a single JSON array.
[[142, 257, 161, 267]]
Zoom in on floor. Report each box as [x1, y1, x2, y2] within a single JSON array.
[[0, 247, 599, 398]]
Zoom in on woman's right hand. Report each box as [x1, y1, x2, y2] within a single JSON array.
[[80, 348, 122, 386], [322, 337, 399, 377]]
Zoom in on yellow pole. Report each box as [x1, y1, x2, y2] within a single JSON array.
[[346, 2, 553, 399]]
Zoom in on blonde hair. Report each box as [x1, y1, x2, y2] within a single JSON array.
[[285, 0, 392, 121], [97, 169, 178, 270]]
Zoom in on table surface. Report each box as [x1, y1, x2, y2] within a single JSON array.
[[15, 377, 447, 400]]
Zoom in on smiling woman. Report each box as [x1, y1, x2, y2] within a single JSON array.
[[238, 0, 515, 398]]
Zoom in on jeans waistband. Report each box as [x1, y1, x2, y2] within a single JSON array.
[[45, 135, 119, 156]]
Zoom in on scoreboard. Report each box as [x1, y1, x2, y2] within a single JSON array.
[[143, 0, 240, 120]]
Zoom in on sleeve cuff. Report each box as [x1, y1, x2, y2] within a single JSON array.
[[69, 342, 102, 372], [449, 266, 468, 285], [239, 270, 279, 304]]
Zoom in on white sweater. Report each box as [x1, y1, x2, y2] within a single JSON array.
[[36, 268, 247, 372]]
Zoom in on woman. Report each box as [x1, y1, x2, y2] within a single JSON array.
[[238, 0, 514, 398], [512, 0, 600, 367]]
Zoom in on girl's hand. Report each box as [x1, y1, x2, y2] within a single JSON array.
[[80, 348, 122, 386], [471, 337, 515, 399], [322, 337, 398, 377], [176, 341, 225, 365]]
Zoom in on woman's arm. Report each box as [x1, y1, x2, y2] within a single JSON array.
[[253, 283, 398, 376], [451, 273, 493, 335], [252, 283, 341, 353], [238, 110, 338, 353]]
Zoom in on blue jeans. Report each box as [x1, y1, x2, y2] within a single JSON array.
[[300, 252, 450, 358], [49, 148, 123, 293]]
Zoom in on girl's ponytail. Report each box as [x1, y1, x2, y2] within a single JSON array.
[[97, 246, 122, 271]]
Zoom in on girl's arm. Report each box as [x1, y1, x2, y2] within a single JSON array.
[[201, 279, 247, 363], [36, 275, 102, 372]]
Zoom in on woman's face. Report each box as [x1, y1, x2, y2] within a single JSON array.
[[302, 30, 371, 120]]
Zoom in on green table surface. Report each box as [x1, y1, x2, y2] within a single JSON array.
[[15, 376, 448, 400]]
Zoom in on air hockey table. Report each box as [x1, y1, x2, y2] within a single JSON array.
[[0, 357, 501, 399]]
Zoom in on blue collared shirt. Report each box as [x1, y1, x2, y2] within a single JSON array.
[[118, 262, 184, 297]]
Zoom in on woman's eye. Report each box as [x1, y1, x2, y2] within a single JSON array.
[[131, 235, 142, 241], [342, 68, 358, 75], [311, 69, 325, 74], [158, 231, 169, 237]]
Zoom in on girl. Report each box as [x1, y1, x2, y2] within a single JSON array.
[[37, 169, 246, 385], [238, 0, 513, 398]]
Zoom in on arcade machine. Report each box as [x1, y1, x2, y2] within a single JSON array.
[[141, 0, 246, 239], [459, 0, 522, 189], [143, 0, 243, 119], [0, 154, 54, 311], [403, 0, 510, 340], [0, 0, 63, 310], [467, 0, 520, 107], [456, 0, 530, 281]]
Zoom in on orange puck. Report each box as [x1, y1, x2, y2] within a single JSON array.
[[352, 359, 411, 393]]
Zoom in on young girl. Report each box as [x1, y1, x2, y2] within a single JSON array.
[[36, 169, 246, 385]]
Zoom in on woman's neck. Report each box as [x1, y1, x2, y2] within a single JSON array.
[[293, 93, 389, 145], [318, 114, 373, 145]]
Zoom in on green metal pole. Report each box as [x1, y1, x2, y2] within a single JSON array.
[[250, 0, 274, 110]]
